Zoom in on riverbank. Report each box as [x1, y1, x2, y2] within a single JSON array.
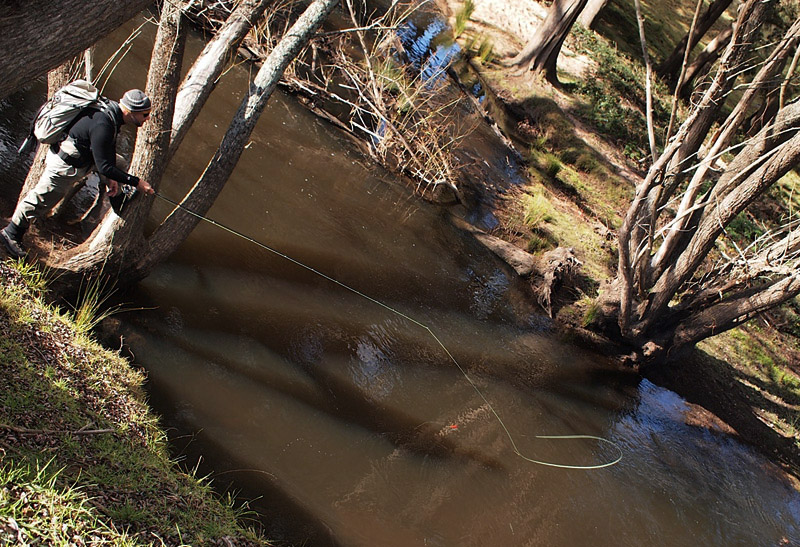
[[436, 0, 800, 480], [0, 261, 268, 545]]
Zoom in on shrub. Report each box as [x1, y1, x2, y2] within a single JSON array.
[[526, 232, 551, 253], [575, 152, 600, 173], [544, 155, 562, 178], [522, 190, 555, 229]]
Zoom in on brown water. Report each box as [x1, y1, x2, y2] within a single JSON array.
[[2, 16, 799, 547]]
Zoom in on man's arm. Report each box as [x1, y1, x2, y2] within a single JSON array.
[[89, 123, 139, 187]]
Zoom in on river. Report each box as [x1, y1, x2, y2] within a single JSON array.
[[1, 13, 799, 547]]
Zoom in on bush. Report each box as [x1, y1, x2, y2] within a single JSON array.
[[575, 152, 600, 173], [544, 155, 562, 178], [522, 190, 555, 229]]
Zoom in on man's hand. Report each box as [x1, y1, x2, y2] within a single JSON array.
[[137, 179, 155, 195], [107, 179, 119, 197]]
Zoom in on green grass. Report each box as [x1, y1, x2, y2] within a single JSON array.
[[699, 320, 800, 448], [713, 327, 800, 401], [71, 274, 127, 334], [0, 459, 140, 545], [453, 0, 474, 38], [522, 190, 555, 229], [570, 25, 674, 161], [0, 262, 267, 545], [581, 296, 602, 327]]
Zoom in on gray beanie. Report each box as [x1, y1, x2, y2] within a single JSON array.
[[120, 89, 151, 112]]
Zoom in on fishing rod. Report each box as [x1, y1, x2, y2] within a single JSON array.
[[152, 190, 623, 470]]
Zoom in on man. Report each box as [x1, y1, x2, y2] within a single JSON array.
[[0, 89, 156, 258]]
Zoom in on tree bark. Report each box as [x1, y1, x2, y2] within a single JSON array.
[[57, 0, 187, 278], [509, 0, 588, 85], [640, 123, 800, 335], [663, 0, 769, 192], [614, 0, 789, 344], [678, 25, 733, 99], [650, 16, 800, 283], [577, 0, 608, 29], [18, 64, 75, 200], [0, 0, 154, 101], [656, 0, 734, 82], [671, 275, 800, 352], [138, 0, 340, 275], [168, 0, 272, 160]]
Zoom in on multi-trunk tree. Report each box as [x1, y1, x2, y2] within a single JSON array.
[[599, 0, 800, 365], [12, 0, 339, 288]]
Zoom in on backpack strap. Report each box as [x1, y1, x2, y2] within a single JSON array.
[[97, 98, 121, 129], [55, 146, 86, 168]]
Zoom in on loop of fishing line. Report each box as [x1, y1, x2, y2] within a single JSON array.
[[154, 192, 622, 470]]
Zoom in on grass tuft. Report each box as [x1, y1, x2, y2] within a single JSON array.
[[71, 275, 126, 334], [522, 190, 555, 229], [453, 0, 474, 38]]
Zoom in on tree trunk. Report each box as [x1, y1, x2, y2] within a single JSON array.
[[619, 0, 770, 319], [678, 25, 733, 99], [663, 0, 769, 191], [611, 0, 800, 355], [577, 0, 608, 29], [139, 0, 340, 275], [639, 113, 800, 335], [18, 64, 75, 200], [656, 0, 734, 82], [0, 0, 154, 101], [649, 16, 800, 283], [56, 0, 188, 279], [509, 0, 588, 85], [670, 275, 800, 354], [168, 0, 272, 160]]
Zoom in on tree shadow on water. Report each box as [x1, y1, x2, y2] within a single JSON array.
[[643, 347, 800, 476]]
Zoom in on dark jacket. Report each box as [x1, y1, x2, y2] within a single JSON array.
[[54, 101, 139, 186]]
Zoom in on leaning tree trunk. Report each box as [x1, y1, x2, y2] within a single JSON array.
[[661, 0, 769, 197], [649, 15, 800, 284], [49, 0, 339, 285], [656, 0, 734, 83], [0, 0, 153, 101], [620, 0, 770, 309], [168, 0, 272, 160], [678, 24, 733, 99], [137, 0, 340, 276], [616, 0, 779, 338], [56, 0, 187, 280], [633, 101, 800, 348], [577, 0, 608, 29], [509, 0, 588, 85]]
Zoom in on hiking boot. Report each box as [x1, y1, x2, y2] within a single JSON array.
[[0, 228, 25, 259]]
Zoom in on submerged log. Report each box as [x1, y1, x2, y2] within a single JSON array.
[[451, 216, 581, 315]]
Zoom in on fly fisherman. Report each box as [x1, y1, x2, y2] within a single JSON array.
[[0, 89, 155, 259]]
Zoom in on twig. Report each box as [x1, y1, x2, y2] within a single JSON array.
[[0, 423, 115, 436]]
